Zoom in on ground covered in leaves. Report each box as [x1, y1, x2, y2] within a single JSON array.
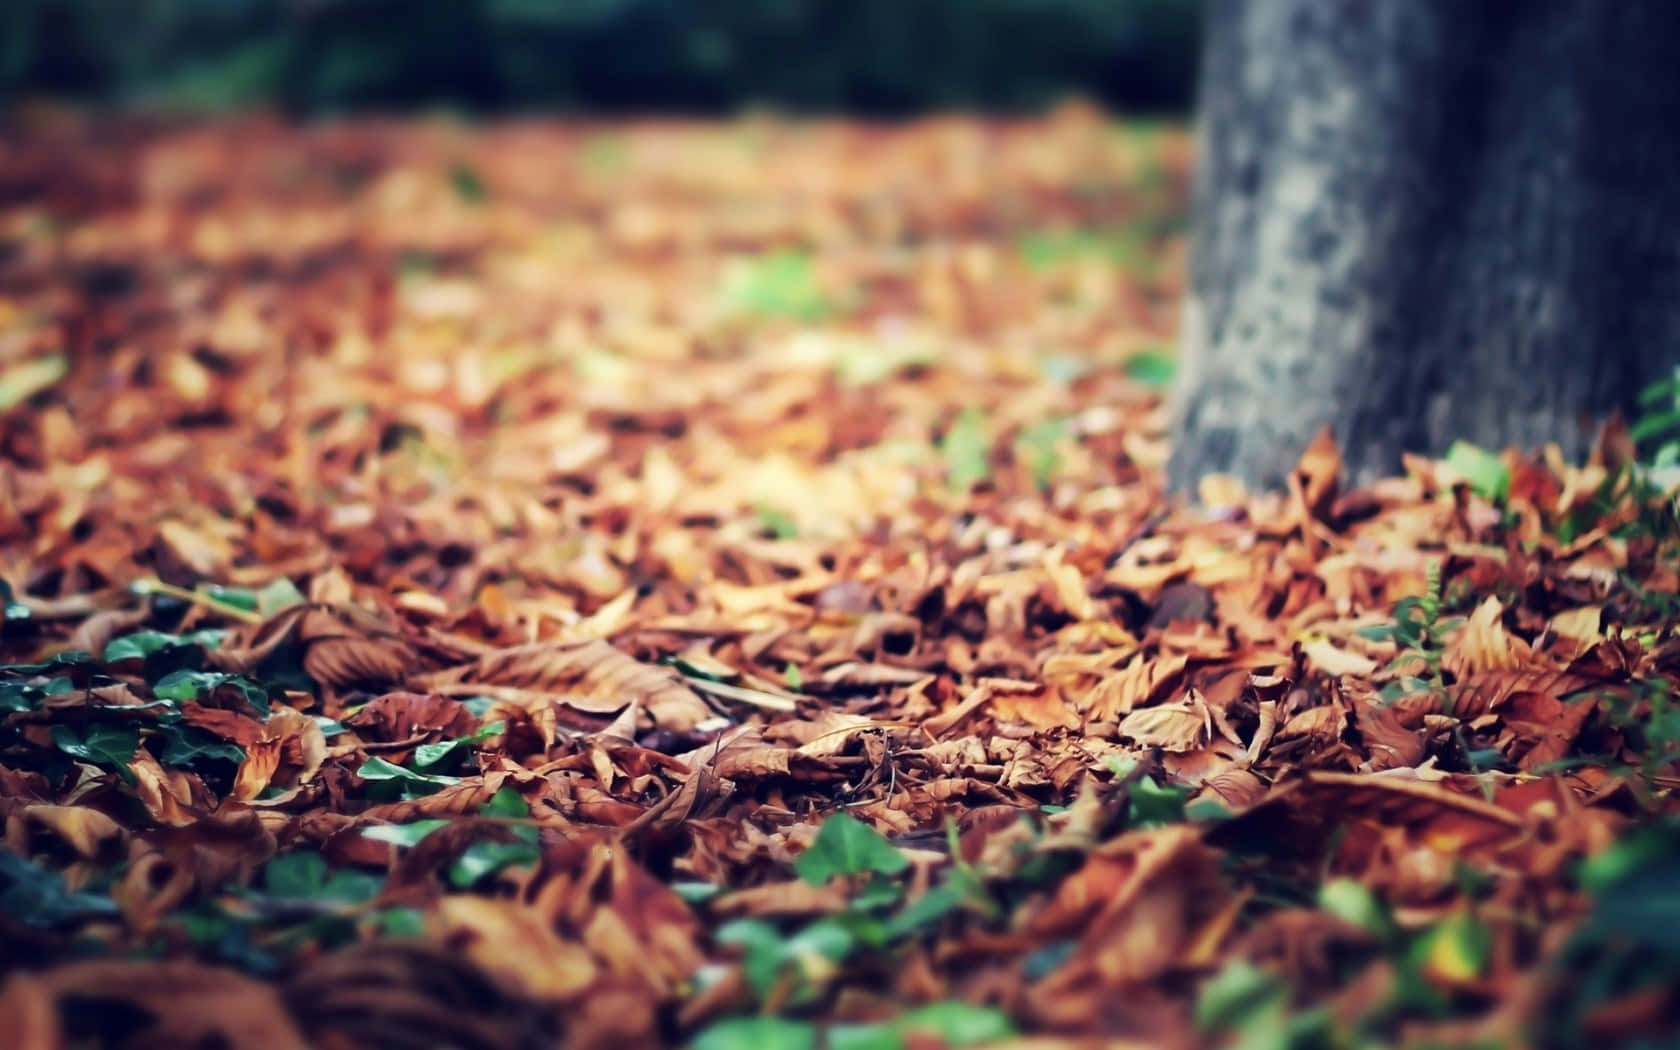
[[1, 109, 1677, 1050]]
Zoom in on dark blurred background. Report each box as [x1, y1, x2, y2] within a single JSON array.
[[0, 0, 1201, 115]]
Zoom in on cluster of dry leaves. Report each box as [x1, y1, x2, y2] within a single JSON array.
[[0, 107, 1675, 1050]]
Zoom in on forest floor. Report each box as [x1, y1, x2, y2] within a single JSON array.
[[0, 110, 1676, 1050]]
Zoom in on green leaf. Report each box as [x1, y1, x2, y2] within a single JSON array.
[[256, 577, 307, 616], [157, 725, 246, 768], [356, 756, 460, 794], [0, 675, 74, 713], [1410, 910, 1490, 982], [51, 722, 139, 782], [152, 669, 270, 717], [716, 918, 785, 998], [883, 883, 963, 940], [263, 851, 328, 897], [1578, 824, 1680, 951], [1015, 418, 1066, 491], [1631, 408, 1680, 444], [479, 786, 529, 818], [941, 408, 991, 493], [783, 917, 857, 974], [1444, 441, 1510, 502], [1123, 348, 1177, 390], [1318, 877, 1388, 935], [410, 739, 464, 770], [103, 629, 224, 663], [0, 580, 30, 621], [1195, 959, 1286, 1032], [370, 907, 424, 937], [1638, 371, 1680, 407], [448, 842, 540, 888], [828, 1023, 901, 1050], [723, 250, 830, 321], [1021, 939, 1076, 980], [756, 505, 799, 539], [410, 721, 503, 771], [1128, 775, 1188, 828], [361, 819, 451, 848], [795, 812, 909, 885], [258, 846, 378, 907], [449, 162, 487, 204], [692, 1017, 817, 1050], [0, 848, 119, 928], [895, 1001, 1016, 1046], [848, 875, 904, 913], [671, 881, 722, 905]]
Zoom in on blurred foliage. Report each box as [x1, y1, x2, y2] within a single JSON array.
[[0, 0, 1200, 114]]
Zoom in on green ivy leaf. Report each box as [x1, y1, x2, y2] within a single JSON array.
[[894, 1001, 1016, 1046], [361, 819, 451, 848], [1195, 959, 1286, 1032], [410, 721, 504, 771], [1318, 878, 1389, 935], [1123, 348, 1177, 390], [0, 848, 119, 928], [151, 669, 271, 717], [795, 812, 909, 885], [369, 907, 424, 937], [1128, 775, 1189, 828], [884, 882, 963, 939], [1444, 441, 1510, 502], [157, 724, 246, 768], [671, 881, 722, 905], [479, 786, 529, 818], [448, 841, 541, 888], [940, 408, 991, 493], [103, 629, 224, 663], [263, 851, 328, 897], [1410, 910, 1490, 983], [356, 756, 460, 795], [51, 722, 139, 782], [692, 1017, 816, 1050], [0, 675, 74, 713]]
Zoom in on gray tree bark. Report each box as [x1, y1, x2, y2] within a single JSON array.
[[1168, 0, 1680, 493]]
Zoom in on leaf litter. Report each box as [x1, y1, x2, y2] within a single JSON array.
[[0, 107, 1676, 1050]]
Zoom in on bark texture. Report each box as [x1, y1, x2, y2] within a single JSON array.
[[1169, 0, 1680, 493]]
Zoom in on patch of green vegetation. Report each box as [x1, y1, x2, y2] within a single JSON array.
[[449, 162, 487, 204], [1540, 821, 1680, 1049], [1018, 226, 1151, 273], [1444, 441, 1511, 503], [581, 135, 629, 175], [1357, 560, 1466, 706], [1124, 347, 1177, 390], [722, 250, 832, 321], [756, 505, 799, 539], [940, 408, 991, 493], [1633, 367, 1680, 470], [1014, 417, 1067, 492]]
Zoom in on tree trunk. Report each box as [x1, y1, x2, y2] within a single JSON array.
[[1168, 0, 1680, 493]]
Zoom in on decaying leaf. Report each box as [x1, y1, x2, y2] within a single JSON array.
[[0, 113, 1672, 1050]]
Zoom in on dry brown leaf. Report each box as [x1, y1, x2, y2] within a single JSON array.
[[1301, 638, 1379, 678], [1117, 691, 1210, 752], [1443, 596, 1531, 679], [428, 896, 598, 1002], [14, 804, 126, 859], [421, 639, 710, 730], [24, 960, 310, 1050]]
